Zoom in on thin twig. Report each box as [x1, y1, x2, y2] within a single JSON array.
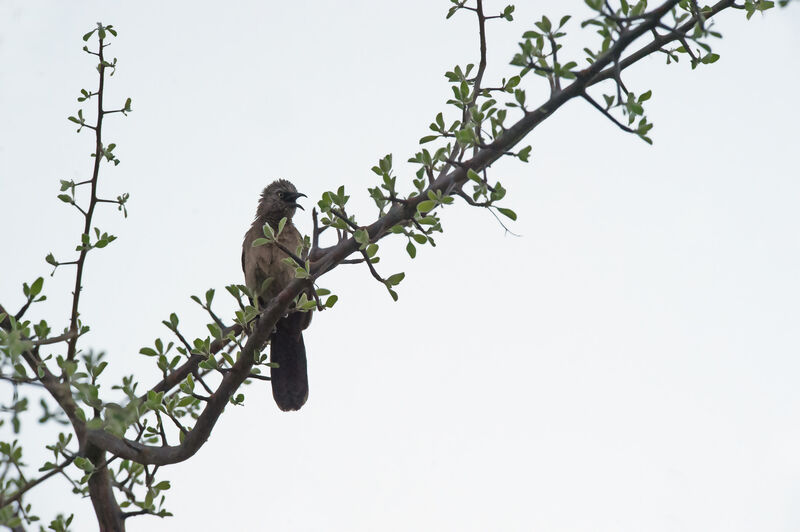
[[0, 456, 76, 509], [30, 330, 79, 347], [66, 36, 108, 362], [581, 92, 636, 133]]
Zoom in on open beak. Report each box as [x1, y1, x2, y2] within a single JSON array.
[[284, 191, 307, 210]]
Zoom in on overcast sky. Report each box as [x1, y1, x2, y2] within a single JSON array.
[[2, 1, 800, 531]]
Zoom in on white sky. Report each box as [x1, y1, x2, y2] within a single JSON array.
[[1, 1, 799, 531]]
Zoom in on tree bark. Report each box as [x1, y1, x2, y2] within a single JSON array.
[[87, 446, 124, 532]]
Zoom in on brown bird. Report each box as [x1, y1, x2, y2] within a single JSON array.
[[242, 179, 311, 411]]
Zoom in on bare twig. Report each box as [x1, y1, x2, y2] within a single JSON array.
[[30, 330, 79, 347], [581, 92, 636, 133]]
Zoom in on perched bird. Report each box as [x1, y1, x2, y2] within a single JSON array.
[[242, 179, 311, 411]]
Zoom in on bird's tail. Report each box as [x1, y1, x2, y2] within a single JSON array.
[[269, 312, 309, 411]]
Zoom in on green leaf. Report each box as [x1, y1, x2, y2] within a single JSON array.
[[252, 238, 270, 247], [139, 347, 158, 357], [260, 277, 274, 295], [30, 277, 44, 297], [207, 323, 222, 339], [354, 228, 370, 246], [417, 200, 436, 214], [385, 272, 405, 286], [74, 456, 94, 472], [379, 154, 392, 172], [467, 169, 482, 183], [496, 207, 517, 220], [419, 135, 439, 144], [406, 241, 417, 258], [92, 361, 108, 378], [505, 76, 521, 90], [535, 16, 552, 33], [58, 194, 73, 203]]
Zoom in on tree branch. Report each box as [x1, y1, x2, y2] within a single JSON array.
[[55, 0, 742, 477], [66, 35, 107, 362], [0, 456, 75, 509], [87, 278, 305, 465]]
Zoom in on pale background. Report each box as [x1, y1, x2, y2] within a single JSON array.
[[1, 1, 799, 531]]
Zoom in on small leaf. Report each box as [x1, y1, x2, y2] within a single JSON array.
[[496, 207, 517, 220], [354, 228, 370, 246], [386, 272, 405, 286], [30, 277, 44, 297], [417, 200, 436, 214], [139, 347, 158, 357], [74, 456, 94, 472]]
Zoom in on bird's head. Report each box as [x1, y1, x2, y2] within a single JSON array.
[[257, 179, 306, 222]]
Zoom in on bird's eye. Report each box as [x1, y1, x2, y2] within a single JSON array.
[[277, 191, 284, 199]]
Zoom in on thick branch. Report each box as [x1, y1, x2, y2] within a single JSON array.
[[88, 281, 304, 465]]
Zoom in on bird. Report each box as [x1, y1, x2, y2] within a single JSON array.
[[242, 179, 311, 411]]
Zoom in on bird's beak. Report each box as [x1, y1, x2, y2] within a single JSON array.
[[284, 191, 307, 210]]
